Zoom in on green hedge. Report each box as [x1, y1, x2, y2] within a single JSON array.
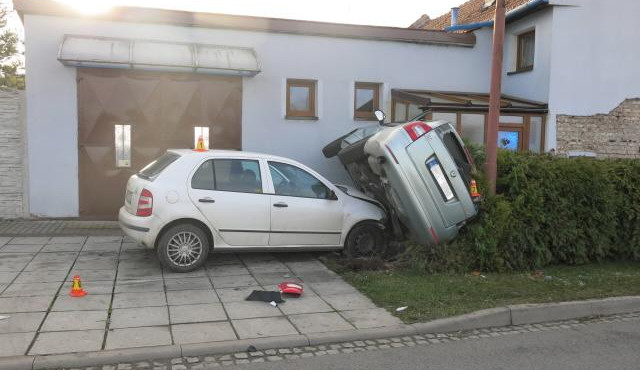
[[407, 149, 640, 272]]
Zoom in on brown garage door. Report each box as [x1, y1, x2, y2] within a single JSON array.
[[77, 68, 242, 220]]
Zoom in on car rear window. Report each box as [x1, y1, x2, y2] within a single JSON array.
[[441, 132, 472, 185], [137, 152, 181, 180]]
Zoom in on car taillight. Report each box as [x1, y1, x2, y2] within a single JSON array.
[[136, 189, 153, 217], [403, 121, 432, 141]]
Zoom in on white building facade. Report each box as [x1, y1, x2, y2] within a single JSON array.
[[12, 0, 640, 219], [17, 0, 494, 218]]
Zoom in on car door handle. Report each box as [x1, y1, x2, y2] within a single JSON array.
[[198, 198, 216, 203], [273, 202, 288, 208]]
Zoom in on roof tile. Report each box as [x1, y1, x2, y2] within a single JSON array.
[[411, 0, 531, 30]]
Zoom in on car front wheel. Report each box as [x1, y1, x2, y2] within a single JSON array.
[[157, 223, 210, 272], [345, 222, 386, 258]]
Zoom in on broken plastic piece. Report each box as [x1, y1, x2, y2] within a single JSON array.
[[396, 306, 408, 312], [245, 290, 284, 303], [278, 282, 303, 296]]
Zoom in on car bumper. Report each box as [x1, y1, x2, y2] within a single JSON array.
[[118, 206, 162, 248]]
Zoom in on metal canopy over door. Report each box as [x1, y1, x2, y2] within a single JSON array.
[[77, 68, 242, 220]]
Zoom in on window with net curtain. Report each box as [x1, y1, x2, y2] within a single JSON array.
[[517, 30, 535, 71]]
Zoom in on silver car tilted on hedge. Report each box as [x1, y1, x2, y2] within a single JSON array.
[[323, 113, 479, 246]]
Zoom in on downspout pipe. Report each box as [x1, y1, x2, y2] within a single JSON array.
[[444, 0, 549, 32]]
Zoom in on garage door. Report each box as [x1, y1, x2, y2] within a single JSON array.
[[77, 68, 242, 220]]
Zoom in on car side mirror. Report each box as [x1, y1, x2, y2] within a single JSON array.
[[374, 110, 386, 125]]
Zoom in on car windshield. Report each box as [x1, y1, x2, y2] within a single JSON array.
[[138, 152, 181, 180], [342, 125, 383, 145]]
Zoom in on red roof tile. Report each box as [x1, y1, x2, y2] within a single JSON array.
[[410, 0, 531, 30]]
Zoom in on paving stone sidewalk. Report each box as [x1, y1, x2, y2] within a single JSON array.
[[0, 236, 402, 358]]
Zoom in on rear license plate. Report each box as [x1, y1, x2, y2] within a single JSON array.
[[426, 158, 455, 201]]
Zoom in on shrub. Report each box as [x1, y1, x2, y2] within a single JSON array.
[[407, 149, 640, 272]]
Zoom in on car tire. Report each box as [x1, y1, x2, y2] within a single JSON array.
[[344, 222, 386, 258], [156, 223, 210, 272]]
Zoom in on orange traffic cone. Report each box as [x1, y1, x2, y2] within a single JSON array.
[[470, 179, 481, 198], [69, 275, 87, 297], [194, 135, 206, 152]]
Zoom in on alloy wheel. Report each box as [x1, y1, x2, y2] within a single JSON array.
[[166, 231, 203, 267]]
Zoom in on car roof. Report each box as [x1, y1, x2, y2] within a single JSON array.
[[167, 149, 296, 163]]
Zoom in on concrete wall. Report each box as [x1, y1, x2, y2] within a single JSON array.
[[0, 88, 26, 218], [547, 0, 640, 151], [556, 99, 640, 158], [24, 14, 492, 217]]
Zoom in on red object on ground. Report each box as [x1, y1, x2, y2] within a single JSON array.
[[69, 275, 87, 297], [278, 282, 303, 296]]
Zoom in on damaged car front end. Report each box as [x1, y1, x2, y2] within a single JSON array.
[[324, 111, 480, 246]]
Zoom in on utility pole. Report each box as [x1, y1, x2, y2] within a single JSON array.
[[485, 0, 506, 195]]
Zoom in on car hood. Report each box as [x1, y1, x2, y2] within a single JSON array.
[[334, 184, 383, 208]]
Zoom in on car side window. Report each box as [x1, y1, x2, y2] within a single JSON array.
[[191, 160, 215, 190], [213, 159, 262, 194], [268, 161, 330, 199], [191, 159, 262, 194]]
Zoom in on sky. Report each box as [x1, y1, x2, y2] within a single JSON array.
[[6, 0, 463, 29]]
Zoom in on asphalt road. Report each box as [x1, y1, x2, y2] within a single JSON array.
[[222, 319, 640, 370]]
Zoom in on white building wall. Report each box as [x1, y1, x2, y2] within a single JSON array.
[[547, 0, 640, 150], [24, 14, 492, 217], [502, 7, 554, 103]]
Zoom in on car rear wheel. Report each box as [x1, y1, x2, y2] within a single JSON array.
[[345, 222, 386, 258], [157, 223, 210, 272]]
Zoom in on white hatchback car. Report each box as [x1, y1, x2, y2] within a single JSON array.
[[119, 150, 387, 272]]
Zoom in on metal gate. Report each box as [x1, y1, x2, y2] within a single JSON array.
[[77, 68, 242, 220]]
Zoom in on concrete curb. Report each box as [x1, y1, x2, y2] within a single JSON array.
[[181, 335, 309, 357], [411, 307, 511, 334], [31, 345, 182, 370], [0, 356, 34, 370], [306, 325, 417, 346], [1, 296, 639, 369], [509, 296, 640, 325]]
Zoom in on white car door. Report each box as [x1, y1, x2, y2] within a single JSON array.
[[188, 157, 270, 246], [267, 161, 344, 246]]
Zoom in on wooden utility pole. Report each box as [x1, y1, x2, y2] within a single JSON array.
[[485, 0, 506, 195]]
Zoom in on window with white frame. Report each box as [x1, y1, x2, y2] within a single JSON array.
[[114, 124, 131, 167]]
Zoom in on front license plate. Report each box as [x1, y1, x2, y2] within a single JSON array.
[[426, 158, 455, 201]]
